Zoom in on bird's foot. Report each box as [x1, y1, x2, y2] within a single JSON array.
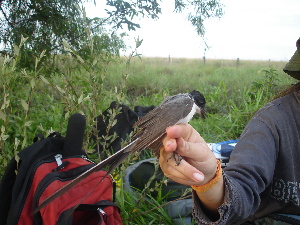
[[167, 151, 182, 166]]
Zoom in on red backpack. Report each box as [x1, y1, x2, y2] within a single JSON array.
[[0, 114, 122, 225]]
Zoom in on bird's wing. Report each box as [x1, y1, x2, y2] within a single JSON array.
[[133, 95, 194, 154], [134, 94, 192, 128]]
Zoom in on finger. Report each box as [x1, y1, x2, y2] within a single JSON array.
[[162, 136, 178, 152], [176, 137, 212, 161], [166, 124, 195, 140], [176, 137, 217, 176], [160, 159, 205, 185], [163, 124, 203, 152], [159, 148, 205, 184], [164, 173, 205, 186], [166, 124, 204, 145]]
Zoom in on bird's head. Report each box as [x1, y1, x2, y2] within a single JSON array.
[[189, 90, 207, 118]]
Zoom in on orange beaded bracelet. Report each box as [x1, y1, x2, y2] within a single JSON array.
[[191, 159, 222, 192]]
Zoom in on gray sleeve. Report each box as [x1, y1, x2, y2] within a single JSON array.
[[192, 112, 279, 224]]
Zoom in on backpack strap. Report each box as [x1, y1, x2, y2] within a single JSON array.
[[33, 132, 61, 143], [0, 158, 18, 225], [63, 113, 86, 157], [33, 133, 45, 143]]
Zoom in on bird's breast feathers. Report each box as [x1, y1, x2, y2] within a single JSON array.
[[176, 103, 198, 124]]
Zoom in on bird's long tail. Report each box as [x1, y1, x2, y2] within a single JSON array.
[[34, 139, 138, 213]]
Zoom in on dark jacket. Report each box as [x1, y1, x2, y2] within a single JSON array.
[[193, 92, 300, 224]]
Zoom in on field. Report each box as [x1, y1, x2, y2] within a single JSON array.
[[0, 54, 295, 224]]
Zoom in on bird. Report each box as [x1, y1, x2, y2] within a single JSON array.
[[35, 90, 206, 212]]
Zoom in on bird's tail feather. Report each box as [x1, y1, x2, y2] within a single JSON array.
[[34, 139, 137, 213]]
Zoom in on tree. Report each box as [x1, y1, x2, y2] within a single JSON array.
[[0, 0, 223, 70], [0, 0, 104, 69]]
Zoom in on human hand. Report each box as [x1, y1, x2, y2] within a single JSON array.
[[159, 124, 218, 186]]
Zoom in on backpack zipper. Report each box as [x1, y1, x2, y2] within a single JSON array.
[[81, 155, 96, 164]]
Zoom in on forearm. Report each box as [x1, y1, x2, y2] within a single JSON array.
[[191, 158, 225, 220], [195, 176, 225, 220]]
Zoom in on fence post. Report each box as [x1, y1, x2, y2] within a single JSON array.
[[236, 58, 240, 67], [203, 56, 206, 65]]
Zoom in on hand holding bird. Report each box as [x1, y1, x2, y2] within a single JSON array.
[[159, 124, 218, 186]]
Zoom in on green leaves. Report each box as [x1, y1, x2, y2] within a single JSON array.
[[187, 0, 224, 36], [135, 36, 143, 49], [40, 75, 50, 85], [1, 0, 224, 72], [20, 99, 29, 111], [24, 121, 34, 127], [0, 111, 6, 122]]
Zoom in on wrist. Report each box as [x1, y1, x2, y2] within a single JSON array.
[[191, 159, 222, 192]]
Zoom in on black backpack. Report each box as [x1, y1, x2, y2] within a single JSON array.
[[0, 113, 122, 225], [92, 101, 155, 156]]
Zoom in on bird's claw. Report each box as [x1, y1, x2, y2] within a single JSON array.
[[167, 151, 182, 166]]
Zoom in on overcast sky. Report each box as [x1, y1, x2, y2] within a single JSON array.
[[86, 0, 300, 61]]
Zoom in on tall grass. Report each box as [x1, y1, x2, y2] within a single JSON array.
[[104, 57, 293, 142], [0, 44, 296, 223]]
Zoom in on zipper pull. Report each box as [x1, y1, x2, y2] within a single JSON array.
[[98, 208, 107, 223], [98, 208, 107, 216], [53, 154, 69, 172], [55, 154, 63, 166]]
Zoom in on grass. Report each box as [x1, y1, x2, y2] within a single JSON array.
[[0, 51, 296, 224], [104, 57, 293, 142]]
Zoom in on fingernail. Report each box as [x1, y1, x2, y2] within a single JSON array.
[[193, 173, 204, 182]]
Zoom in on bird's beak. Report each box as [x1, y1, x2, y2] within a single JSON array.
[[198, 108, 207, 119]]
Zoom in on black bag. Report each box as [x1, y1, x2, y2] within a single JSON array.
[[0, 113, 122, 225], [92, 101, 155, 155]]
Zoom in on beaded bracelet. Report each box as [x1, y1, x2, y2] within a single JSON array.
[[191, 159, 222, 192]]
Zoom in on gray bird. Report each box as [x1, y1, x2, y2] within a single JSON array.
[[36, 90, 206, 212]]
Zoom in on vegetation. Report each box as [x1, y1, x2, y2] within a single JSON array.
[[0, 42, 295, 223], [0, 0, 223, 70], [3, 0, 288, 223]]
